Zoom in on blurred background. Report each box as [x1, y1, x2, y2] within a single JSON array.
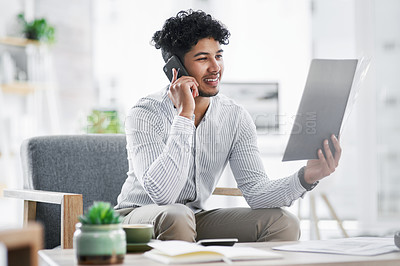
[[0, 0, 399, 241]]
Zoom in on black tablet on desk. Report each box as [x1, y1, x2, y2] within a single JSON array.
[[282, 59, 358, 162]]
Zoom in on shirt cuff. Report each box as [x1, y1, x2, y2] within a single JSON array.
[[171, 115, 195, 135], [298, 166, 319, 191], [293, 170, 307, 196]]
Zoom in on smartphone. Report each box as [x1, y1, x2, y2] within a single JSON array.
[[197, 238, 238, 247], [163, 55, 189, 82]]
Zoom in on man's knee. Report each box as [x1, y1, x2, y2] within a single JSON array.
[[279, 209, 300, 240], [155, 204, 196, 242], [255, 208, 300, 242], [268, 208, 300, 241]]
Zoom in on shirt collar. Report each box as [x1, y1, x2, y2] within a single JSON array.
[[202, 96, 214, 122]]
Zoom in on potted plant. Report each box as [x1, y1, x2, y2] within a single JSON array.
[[73, 201, 126, 265], [86, 109, 124, 134], [17, 13, 55, 43]]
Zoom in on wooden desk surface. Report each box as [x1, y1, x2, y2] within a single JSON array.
[[39, 241, 400, 266]]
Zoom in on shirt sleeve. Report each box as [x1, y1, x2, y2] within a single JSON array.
[[229, 109, 306, 209], [125, 105, 195, 205]]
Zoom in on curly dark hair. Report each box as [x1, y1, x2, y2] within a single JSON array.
[[152, 10, 230, 62]]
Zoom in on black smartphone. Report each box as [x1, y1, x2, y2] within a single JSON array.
[[163, 55, 189, 82], [197, 238, 238, 247]]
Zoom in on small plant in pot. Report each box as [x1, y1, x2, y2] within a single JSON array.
[[73, 202, 126, 265], [17, 13, 55, 43]]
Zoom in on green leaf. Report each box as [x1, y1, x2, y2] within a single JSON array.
[[79, 201, 121, 225]]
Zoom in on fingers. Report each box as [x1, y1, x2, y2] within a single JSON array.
[[317, 149, 326, 164], [317, 148, 329, 175], [171, 73, 199, 96], [309, 136, 342, 181], [316, 148, 332, 178], [171, 68, 199, 87], [171, 68, 178, 84], [176, 77, 199, 94], [323, 139, 336, 172], [331, 134, 342, 165], [191, 83, 199, 98]]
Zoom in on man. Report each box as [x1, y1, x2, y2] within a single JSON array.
[[115, 10, 341, 242]]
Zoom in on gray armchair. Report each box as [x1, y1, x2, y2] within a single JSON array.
[[4, 134, 241, 249], [5, 135, 128, 249]]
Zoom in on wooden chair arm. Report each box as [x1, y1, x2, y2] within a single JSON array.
[[212, 187, 243, 196], [3, 189, 81, 204], [3, 189, 83, 249]]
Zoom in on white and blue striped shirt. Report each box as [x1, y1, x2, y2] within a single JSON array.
[[115, 87, 306, 212]]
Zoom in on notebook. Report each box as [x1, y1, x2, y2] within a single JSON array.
[[282, 59, 358, 161], [143, 240, 282, 264]]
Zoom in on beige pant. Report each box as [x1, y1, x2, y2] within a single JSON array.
[[119, 204, 300, 242]]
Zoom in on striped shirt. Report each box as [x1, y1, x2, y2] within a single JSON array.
[[115, 87, 307, 212]]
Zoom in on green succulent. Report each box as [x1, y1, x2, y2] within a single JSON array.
[[17, 13, 55, 43], [79, 202, 121, 225]]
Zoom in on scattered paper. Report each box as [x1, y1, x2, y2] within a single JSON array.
[[273, 237, 400, 256]]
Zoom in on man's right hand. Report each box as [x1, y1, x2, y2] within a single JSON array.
[[168, 68, 199, 120]]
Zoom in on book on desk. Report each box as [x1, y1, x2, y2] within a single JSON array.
[[144, 240, 282, 264]]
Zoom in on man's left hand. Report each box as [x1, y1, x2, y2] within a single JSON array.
[[304, 134, 342, 184]]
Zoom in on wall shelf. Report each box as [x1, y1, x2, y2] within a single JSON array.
[[0, 36, 40, 47], [1, 82, 38, 95], [0, 35, 59, 164]]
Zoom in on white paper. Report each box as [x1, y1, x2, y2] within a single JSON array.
[[273, 237, 400, 256]]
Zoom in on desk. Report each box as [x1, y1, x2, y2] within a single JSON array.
[[0, 223, 43, 266], [39, 241, 400, 266]]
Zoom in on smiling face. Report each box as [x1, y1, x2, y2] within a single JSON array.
[[183, 37, 224, 97]]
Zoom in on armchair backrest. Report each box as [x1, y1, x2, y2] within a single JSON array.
[[21, 134, 128, 249]]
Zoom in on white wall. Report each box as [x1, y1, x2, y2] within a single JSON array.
[[35, 0, 94, 134], [93, 0, 206, 115], [0, 1, 23, 37], [310, 0, 360, 221], [354, 0, 400, 234]]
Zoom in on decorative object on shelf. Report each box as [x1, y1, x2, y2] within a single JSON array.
[[0, 51, 16, 84], [86, 109, 124, 134], [73, 201, 126, 265], [17, 13, 55, 43]]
